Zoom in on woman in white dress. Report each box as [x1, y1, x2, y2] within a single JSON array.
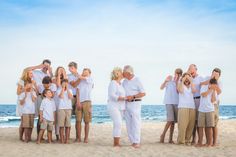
[[107, 67, 126, 147]]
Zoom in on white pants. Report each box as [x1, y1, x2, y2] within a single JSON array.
[[108, 105, 124, 137], [125, 102, 141, 144]]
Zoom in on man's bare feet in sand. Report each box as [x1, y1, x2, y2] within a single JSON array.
[[159, 135, 165, 143], [169, 140, 175, 144], [195, 143, 204, 147]]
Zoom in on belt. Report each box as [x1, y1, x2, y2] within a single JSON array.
[[194, 96, 200, 99], [127, 99, 142, 102]]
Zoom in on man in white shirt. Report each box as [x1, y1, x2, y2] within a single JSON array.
[[201, 68, 222, 146], [122, 65, 146, 148], [188, 64, 204, 144], [75, 68, 94, 143]]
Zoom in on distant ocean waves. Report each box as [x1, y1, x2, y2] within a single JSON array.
[[0, 105, 236, 127]]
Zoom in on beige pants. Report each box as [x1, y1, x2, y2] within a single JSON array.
[[177, 108, 196, 144]]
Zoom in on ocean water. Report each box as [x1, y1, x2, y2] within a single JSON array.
[[0, 104, 236, 128]]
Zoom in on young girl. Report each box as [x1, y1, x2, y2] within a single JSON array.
[[57, 79, 73, 144], [160, 68, 182, 143], [37, 89, 56, 144], [19, 80, 37, 143], [177, 73, 196, 145]]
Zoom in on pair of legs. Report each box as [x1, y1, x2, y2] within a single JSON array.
[[196, 127, 213, 147], [23, 127, 33, 142], [160, 121, 175, 143], [59, 127, 70, 144], [37, 129, 52, 144], [75, 122, 90, 143]]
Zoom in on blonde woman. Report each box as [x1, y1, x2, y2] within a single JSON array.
[[16, 69, 38, 141], [107, 67, 126, 147]]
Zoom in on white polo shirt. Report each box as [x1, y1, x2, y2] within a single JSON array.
[[108, 80, 126, 110], [68, 73, 80, 96], [19, 91, 37, 114], [33, 70, 48, 86], [40, 98, 56, 121], [198, 85, 217, 113], [56, 87, 73, 110], [122, 76, 145, 97], [77, 76, 94, 103], [163, 79, 179, 105], [178, 86, 195, 109], [38, 83, 57, 94], [193, 75, 204, 98]]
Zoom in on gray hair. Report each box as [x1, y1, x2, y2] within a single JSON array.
[[123, 65, 134, 75]]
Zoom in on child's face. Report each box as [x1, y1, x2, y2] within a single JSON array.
[[62, 82, 68, 88], [69, 66, 77, 73], [45, 90, 53, 98], [43, 83, 50, 89], [212, 72, 220, 80], [25, 83, 32, 92], [82, 70, 90, 77]]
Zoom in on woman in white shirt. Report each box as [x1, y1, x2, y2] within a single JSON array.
[[107, 67, 126, 147], [177, 73, 196, 145]]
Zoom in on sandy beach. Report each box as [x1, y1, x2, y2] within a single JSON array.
[[0, 120, 236, 157]]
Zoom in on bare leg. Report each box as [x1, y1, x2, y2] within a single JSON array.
[[169, 123, 175, 143], [84, 123, 90, 143], [37, 130, 45, 144], [24, 128, 29, 143], [206, 127, 213, 147], [191, 122, 198, 145], [76, 122, 82, 142], [19, 126, 24, 141], [114, 137, 121, 147], [48, 131, 52, 143], [195, 127, 203, 147], [160, 121, 172, 143], [59, 127, 64, 144], [29, 128, 33, 141], [65, 127, 70, 144], [212, 126, 218, 146]]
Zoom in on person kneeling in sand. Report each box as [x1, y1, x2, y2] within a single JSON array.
[[196, 78, 218, 147], [37, 89, 56, 144], [160, 68, 182, 144]]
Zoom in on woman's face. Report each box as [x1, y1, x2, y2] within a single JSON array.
[[184, 75, 191, 86], [28, 70, 33, 79]]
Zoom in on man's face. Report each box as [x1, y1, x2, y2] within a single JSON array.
[[123, 72, 129, 79], [42, 62, 50, 71], [188, 66, 197, 77]]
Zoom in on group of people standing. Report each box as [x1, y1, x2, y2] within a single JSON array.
[[16, 60, 94, 144], [16, 60, 222, 148], [160, 64, 222, 147]]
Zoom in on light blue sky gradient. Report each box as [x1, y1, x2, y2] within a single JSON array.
[[0, 0, 236, 104]]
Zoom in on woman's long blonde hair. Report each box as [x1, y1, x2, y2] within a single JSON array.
[[20, 69, 32, 82], [111, 67, 122, 81]]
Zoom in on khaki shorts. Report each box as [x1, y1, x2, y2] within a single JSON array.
[[22, 114, 35, 128], [75, 101, 92, 123], [58, 109, 71, 127], [198, 111, 215, 127], [40, 119, 54, 131], [214, 102, 219, 126], [166, 104, 178, 122]]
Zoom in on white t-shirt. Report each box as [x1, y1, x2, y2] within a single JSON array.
[[122, 76, 145, 97], [16, 79, 25, 116], [163, 79, 179, 105], [178, 86, 195, 109], [193, 75, 204, 98], [198, 85, 217, 112], [33, 70, 48, 86], [77, 76, 94, 103], [38, 83, 57, 94], [56, 87, 73, 110], [68, 73, 80, 96], [40, 98, 56, 121], [108, 80, 126, 110], [204, 76, 223, 101], [18, 91, 37, 114]]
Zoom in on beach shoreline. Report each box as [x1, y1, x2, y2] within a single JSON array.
[[0, 120, 236, 157]]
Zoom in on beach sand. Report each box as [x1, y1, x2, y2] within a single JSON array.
[[0, 120, 236, 157]]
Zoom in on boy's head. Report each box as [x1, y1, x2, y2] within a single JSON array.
[[209, 78, 218, 85], [68, 62, 78, 73], [24, 80, 33, 92], [43, 89, 53, 98], [211, 68, 221, 80], [61, 79, 69, 88], [82, 68, 91, 77], [175, 68, 183, 77], [42, 76, 52, 89]]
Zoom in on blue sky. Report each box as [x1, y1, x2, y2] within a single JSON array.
[[0, 0, 236, 104]]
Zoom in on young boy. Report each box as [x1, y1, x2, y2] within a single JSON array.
[[19, 80, 37, 142], [37, 89, 56, 144], [160, 68, 183, 143], [196, 78, 218, 147], [75, 68, 94, 143], [57, 79, 73, 144], [37, 76, 57, 139]]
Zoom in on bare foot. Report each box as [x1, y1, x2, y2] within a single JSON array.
[[169, 141, 175, 144], [84, 139, 88, 143], [159, 135, 165, 143], [114, 144, 121, 147], [74, 139, 82, 143], [132, 144, 140, 148], [195, 143, 204, 147]]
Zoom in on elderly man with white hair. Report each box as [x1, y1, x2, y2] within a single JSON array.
[[122, 65, 146, 148]]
